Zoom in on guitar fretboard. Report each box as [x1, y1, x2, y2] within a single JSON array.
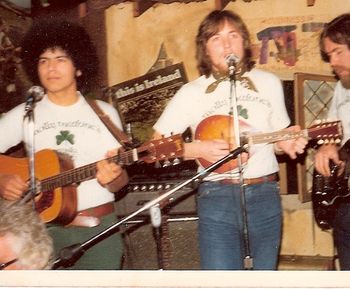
[[40, 150, 137, 192], [250, 130, 307, 144], [248, 122, 342, 145]]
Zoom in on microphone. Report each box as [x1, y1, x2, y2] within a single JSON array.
[[25, 86, 44, 111], [225, 54, 239, 76], [225, 54, 239, 66]]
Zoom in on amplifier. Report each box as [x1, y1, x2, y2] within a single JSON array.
[[115, 180, 198, 217], [115, 160, 199, 218]]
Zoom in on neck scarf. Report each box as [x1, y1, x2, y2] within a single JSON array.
[[205, 64, 258, 94]]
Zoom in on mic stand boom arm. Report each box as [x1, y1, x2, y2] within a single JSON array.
[[52, 144, 249, 269]]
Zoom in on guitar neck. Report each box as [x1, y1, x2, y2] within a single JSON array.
[[40, 150, 136, 192], [38, 134, 184, 193], [249, 129, 308, 145]]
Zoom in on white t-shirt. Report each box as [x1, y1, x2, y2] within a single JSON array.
[[154, 68, 290, 180], [0, 93, 123, 211], [328, 81, 350, 146]]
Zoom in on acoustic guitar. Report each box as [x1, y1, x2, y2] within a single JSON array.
[[0, 134, 184, 225], [195, 115, 343, 173]]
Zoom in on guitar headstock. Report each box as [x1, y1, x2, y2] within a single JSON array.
[[308, 120, 343, 145], [137, 134, 184, 164]]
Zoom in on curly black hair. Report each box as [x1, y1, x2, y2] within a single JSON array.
[[20, 17, 99, 94]]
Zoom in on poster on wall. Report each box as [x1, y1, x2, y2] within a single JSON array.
[[107, 62, 188, 144], [250, 14, 333, 79]]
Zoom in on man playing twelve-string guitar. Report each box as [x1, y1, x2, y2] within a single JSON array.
[[153, 10, 307, 270]]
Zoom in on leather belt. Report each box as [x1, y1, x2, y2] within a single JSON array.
[[66, 202, 115, 228], [218, 173, 278, 185]]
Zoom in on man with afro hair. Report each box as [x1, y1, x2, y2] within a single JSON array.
[[0, 17, 128, 270]]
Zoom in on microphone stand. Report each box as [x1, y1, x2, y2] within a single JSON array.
[[228, 63, 253, 270], [150, 205, 164, 270], [22, 99, 37, 208], [20, 86, 44, 206], [52, 144, 248, 269]]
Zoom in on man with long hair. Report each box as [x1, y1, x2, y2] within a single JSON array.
[[153, 10, 307, 270], [315, 13, 350, 270]]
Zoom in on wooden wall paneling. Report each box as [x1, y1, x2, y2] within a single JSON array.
[[81, 8, 107, 98]]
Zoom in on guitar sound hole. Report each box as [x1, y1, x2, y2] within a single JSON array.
[[35, 191, 54, 213]]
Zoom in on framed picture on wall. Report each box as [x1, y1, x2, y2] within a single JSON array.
[[106, 62, 188, 144]]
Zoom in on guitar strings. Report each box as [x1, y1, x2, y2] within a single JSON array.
[[39, 151, 135, 191]]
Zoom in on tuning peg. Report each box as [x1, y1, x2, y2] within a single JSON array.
[[172, 158, 181, 165], [156, 184, 164, 190], [317, 139, 324, 145], [163, 159, 171, 167]]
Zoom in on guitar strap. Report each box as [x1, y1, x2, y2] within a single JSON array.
[[86, 99, 132, 149]]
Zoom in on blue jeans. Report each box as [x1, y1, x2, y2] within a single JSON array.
[[333, 201, 350, 270], [197, 181, 282, 270]]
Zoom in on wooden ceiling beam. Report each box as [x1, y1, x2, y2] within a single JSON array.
[[133, 0, 154, 17], [215, 0, 231, 10]]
